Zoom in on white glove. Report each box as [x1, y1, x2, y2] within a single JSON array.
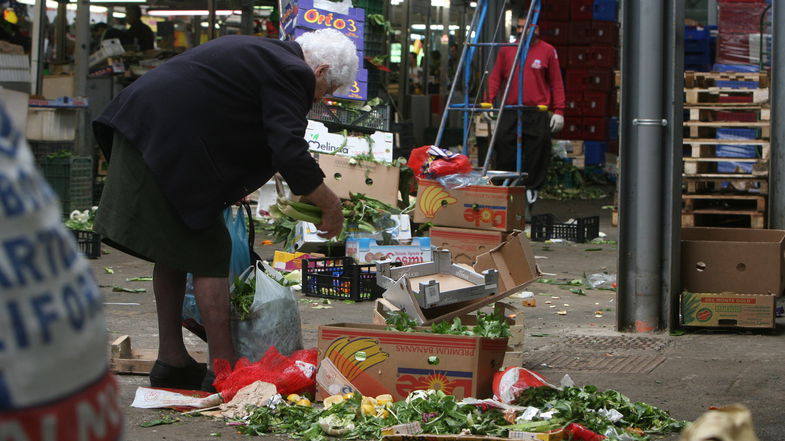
[[549, 113, 565, 133]]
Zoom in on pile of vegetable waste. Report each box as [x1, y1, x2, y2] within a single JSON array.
[[385, 311, 511, 339], [259, 193, 404, 250], [231, 386, 686, 441]]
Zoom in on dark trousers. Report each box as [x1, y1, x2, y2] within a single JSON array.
[[477, 110, 551, 190]]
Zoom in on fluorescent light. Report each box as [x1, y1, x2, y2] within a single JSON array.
[[17, 0, 109, 10], [469, 2, 477, 7], [411, 24, 446, 31], [148, 9, 241, 16], [90, 0, 145, 2], [113, 11, 125, 17]]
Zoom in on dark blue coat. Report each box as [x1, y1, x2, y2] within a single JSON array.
[[94, 35, 324, 229]]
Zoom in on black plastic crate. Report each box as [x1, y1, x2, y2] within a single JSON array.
[[302, 257, 394, 301], [530, 214, 600, 243], [308, 102, 389, 132], [70, 229, 101, 259], [39, 156, 93, 215]]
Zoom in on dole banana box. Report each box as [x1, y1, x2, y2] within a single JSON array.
[[316, 323, 508, 401], [414, 179, 526, 232]]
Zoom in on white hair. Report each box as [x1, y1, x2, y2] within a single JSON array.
[[295, 28, 359, 94]]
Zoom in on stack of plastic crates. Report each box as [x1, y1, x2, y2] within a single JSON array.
[[354, 0, 385, 98], [39, 156, 93, 215], [530, 214, 600, 243]]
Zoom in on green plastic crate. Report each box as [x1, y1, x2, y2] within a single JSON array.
[[354, 0, 383, 15], [40, 156, 93, 215]]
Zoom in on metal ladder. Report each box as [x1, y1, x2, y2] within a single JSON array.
[[433, 0, 543, 186]]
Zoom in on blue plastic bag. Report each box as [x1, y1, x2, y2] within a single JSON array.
[[182, 207, 252, 336]]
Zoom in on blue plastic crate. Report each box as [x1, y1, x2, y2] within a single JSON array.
[[685, 64, 712, 72], [717, 128, 758, 140], [685, 52, 711, 65], [685, 26, 710, 40], [592, 0, 617, 22], [713, 63, 760, 73], [717, 144, 757, 174], [715, 80, 759, 89], [584, 141, 607, 166], [685, 39, 710, 53], [608, 117, 619, 140]]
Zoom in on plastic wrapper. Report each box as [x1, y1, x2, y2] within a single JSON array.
[[586, 273, 616, 289], [718, 1, 770, 34], [408, 145, 473, 179], [435, 172, 489, 189], [717, 33, 771, 66]]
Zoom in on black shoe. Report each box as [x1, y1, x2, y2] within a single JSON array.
[[149, 359, 206, 390], [201, 371, 217, 393]]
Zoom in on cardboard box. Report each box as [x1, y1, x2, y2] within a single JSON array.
[[346, 237, 432, 265], [281, 0, 364, 44], [331, 67, 368, 101], [26, 108, 77, 141], [414, 180, 526, 232], [681, 292, 775, 329], [42, 74, 75, 99], [681, 227, 785, 296], [271, 250, 324, 271], [316, 323, 508, 401], [306, 120, 394, 162], [430, 226, 508, 265], [294, 214, 412, 252], [317, 153, 400, 206], [88, 38, 124, 68]]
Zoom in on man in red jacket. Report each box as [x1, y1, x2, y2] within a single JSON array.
[[487, 16, 566, 202]]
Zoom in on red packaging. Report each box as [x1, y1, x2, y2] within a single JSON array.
[[540, 0, 570, 21], [591, 21, 619, 46], [718, 1, 770, 33], [565, 91, 584, 116], [719, 95, 753, 103], [571, 0, 593, 20], [568, 21, 592, 45], [716, 111, 759, 122], [539, 21, 571, 45], [716, 33, 753, 65], [582, 117, 609, 140], [582, 91, 611, 117]]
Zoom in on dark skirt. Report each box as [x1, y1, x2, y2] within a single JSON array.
[[94, 132, 231, 277]]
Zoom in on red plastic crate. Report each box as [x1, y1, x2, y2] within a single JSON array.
[[591, 21, 619, 46], [565, 68, 613, 91], [571, 0, 594, 20], [582, 117, 609, 140], [582, 91, 611, 117], [607, 140, 619, 155], [718, 95, 753, 103], [554, 45, 569, 64], [565, 91, 584, 116], [562, 117, 583, 137], [540, 0, 570, 21], [716, 111, 759, 122], [540, 21, 571, 45], [568, 46, 617, 68], [568, 21, 592, 45], [565, 68, 589, 91]]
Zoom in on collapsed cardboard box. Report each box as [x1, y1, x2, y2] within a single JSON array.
[[317, 153, 400, 206], [414, 179, 526, 232], [681, 227, 785, 296], [316, 323, 508, 401], [681, 292, 775, 329], [430, 226, 509, 265]]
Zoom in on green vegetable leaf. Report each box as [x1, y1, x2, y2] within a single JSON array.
[[126, 276, 153, 282], [104, 267, 114, 274], [140, 415, 179, 427], [112, 286, 146, 293]]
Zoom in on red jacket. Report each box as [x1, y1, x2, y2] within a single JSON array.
[[487, 39, 566, 115]]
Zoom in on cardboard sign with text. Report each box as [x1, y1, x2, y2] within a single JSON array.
[[316, 323, 508, 401], [414, 180, 525, 232], [306, 120, 393, 162], [430, 226, 509, 265]]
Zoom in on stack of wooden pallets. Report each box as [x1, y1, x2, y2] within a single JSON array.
[[681, 71, 770, 229]]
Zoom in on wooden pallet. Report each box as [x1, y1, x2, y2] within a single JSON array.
[[684, 88, 769, 105], [683, 176, 768, 195], [682, 194, 766, 212], [683, 121, 770, 139], [681, 211, 765, 229], [683, 139, 769, 160], [683, 157, 767, 176], [684, 106, 770, 122], [684, 71, 769, 89], [111, 335, 208, 375]]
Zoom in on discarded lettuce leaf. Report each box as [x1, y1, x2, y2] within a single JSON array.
[[112, 287, 146, 293], [104, 267, 114, 274], [126, 276, 153, 282]]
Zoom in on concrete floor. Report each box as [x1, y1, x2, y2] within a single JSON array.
[[95, 195, 785, 441]]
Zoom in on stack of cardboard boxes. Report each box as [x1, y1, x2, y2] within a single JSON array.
[[415, 179, 526, 266]]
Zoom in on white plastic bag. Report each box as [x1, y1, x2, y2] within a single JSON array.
[[232, 261, 303, 362]]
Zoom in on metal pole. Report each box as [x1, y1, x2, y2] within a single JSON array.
[[54, 1, 68, 63], [30, 0, 46, 95], [617, 0, 668, 332], [208, 0, 217, 40], [423, 4, 431, 99], [240, 0, 254, 35], [398, 0, 411, 120], [74, 0, 91, 156], [770, 0, 785, 228]]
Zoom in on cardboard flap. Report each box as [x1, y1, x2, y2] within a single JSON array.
[[474, 231, 539, 295]]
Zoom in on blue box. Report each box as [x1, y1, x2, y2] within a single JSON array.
[[715, 80, 759, 89], [331, 67, 368, 101], [281, 0, 365, 45], [592, 0, 617, 22], [717, 128, 758, 140], [292, 26, 364, 51], [685, 38, 710, 53], [713, 63, 760, 73], [608, 117, 619, 140], [584, 141, 607, 166], [717, 144, 757, 174], [685, 52, 711, 65]]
